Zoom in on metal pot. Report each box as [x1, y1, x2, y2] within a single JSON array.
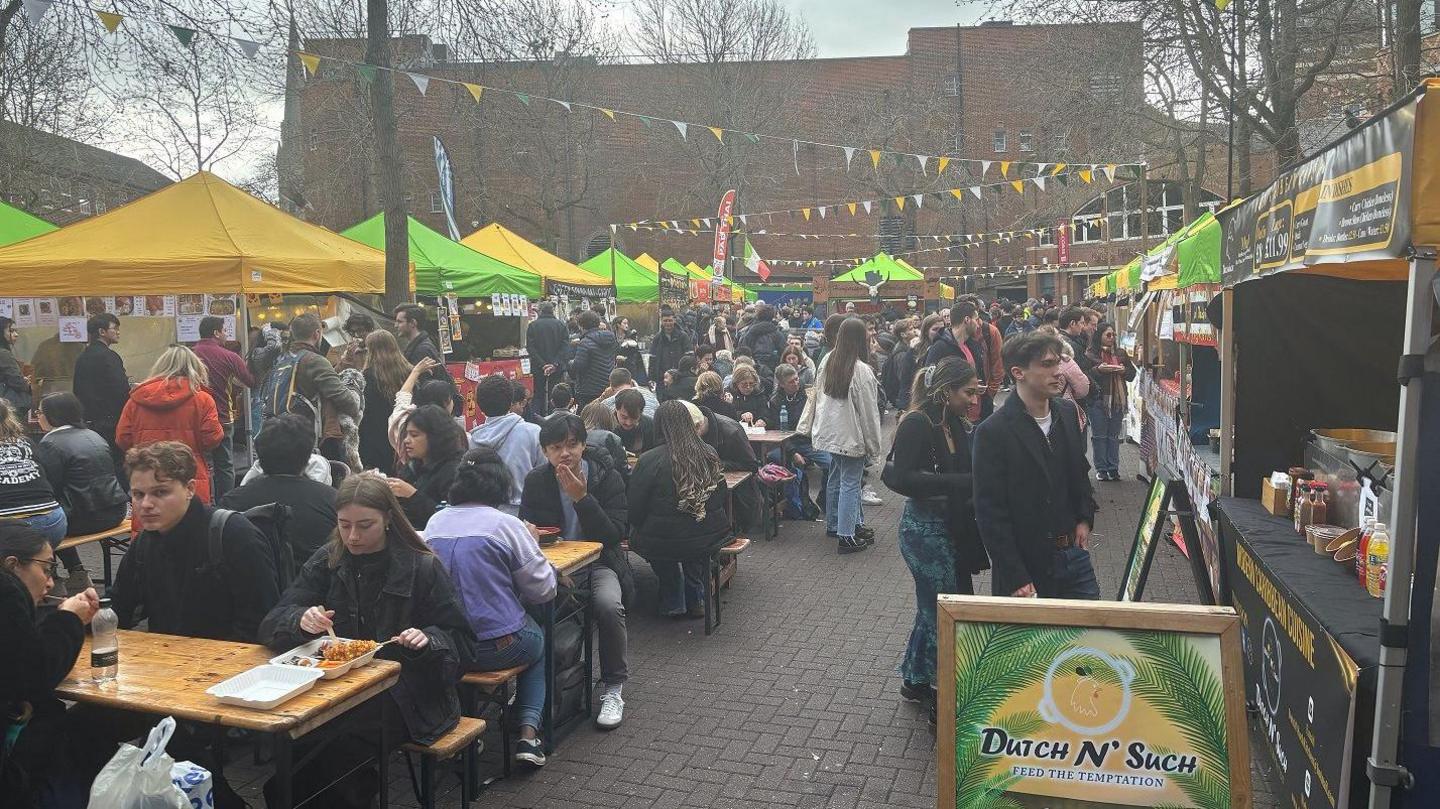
[[1311, 428, 1398, 456]]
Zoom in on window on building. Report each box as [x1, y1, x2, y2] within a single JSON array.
[[584, 233, 611, 261], [1019, 130, 1033, 152], [992, 129, 1007, 152], [1069, 181, 1224, 242], [945, 73, 960, 97], [308, 131, 320, 151], [429, 191, 444, 213], [1038, 228, 1056, 247]]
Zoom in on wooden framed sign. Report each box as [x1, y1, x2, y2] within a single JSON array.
[[937, 596, 1251, 809], [1119, 476, 1169, 602]]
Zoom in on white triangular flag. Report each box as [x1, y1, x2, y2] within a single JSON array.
[[739, 215, 748, 227], [702, 218, 711, 228], [1036, 163, 1050, 176], [969, 186, 982, 200], [556, 100, 571, 111], [914, 154, 928, 174], [980, 160, 991, 177], [407, 73, 429, 95], [843, 146, 855, 171], [672, 120, 687, 140], [912, 194, 924, 208], [793, 140, 801, 175], [818, 206, 827, 218], [22, 0, 52, 24], [232, 37, 260, 59], [1103, 164, 1117, 182], [862, 200, 872, 214], [1033, 176, 1047, 191]]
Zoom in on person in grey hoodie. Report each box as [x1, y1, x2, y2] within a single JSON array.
[[468, 374, 542, 515]]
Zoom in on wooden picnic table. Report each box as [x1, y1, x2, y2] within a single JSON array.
[[746, 429, 797, 456], [60, 630, 400, 808], [541, 540, 602, 576], [536, 539, 602, 754], [723, 470, 755, 489]]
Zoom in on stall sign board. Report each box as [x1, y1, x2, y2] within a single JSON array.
[[1220, 93, 1415, 286], [938, 597, 1251, 809], [1228, 536, 1360, 809], [1119, 477, 1169, 602], [659, 266, 688, 306]]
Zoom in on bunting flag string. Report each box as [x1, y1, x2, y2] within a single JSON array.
[[17, 0, 263, 59], [617, 221, 1076, 241], [288, 48, 1144, 188]]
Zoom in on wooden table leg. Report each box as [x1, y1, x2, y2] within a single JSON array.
[[542, 598, 556, 755], [378, 698, 391, 809], [272, 733, 293, 809]]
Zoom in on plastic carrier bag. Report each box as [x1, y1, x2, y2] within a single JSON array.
[[87, 716, 213, 809]]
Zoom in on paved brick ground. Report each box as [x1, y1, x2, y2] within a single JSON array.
[[74, 415, 1284, 807]]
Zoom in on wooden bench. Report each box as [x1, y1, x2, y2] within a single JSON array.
[[55, 519, 131, 588], [402, 716, 487, 809], [705, 538, 751, 636], [459, 665, 528, 785]]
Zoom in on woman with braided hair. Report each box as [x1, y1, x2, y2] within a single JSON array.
[[627, 400, 731, 619], [883, 357, 991, 720]]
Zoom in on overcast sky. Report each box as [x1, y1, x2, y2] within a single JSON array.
[[789, 0, 989, 57]]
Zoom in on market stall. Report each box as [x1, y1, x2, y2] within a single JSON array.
[[0, 171, 386, 400], [462, 223, 613, 319], [1204, 79, 1440, 809], [579, 248, 662, 333]]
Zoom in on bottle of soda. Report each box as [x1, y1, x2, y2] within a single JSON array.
[[91, 597, 119, 683]]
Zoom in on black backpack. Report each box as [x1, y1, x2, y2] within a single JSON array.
[[205, 503, 296, 594], [257, 349, 321, 440]]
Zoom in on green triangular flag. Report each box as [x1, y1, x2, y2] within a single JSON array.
[[167, 24, 195, 47], [355, 64, 377, 84], [743, 133, 760, 144], [637, 116, 653, 129], [1056, 173, 1070, 187], [515, 92, 530, 106]]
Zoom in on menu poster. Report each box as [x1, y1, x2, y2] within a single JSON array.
[[1119, 477, 1170, 602], [13, 299, 36, 327], [938, 597, 1250, 809], [0, 299, 12, 319], [58, 316, 88, 343], [206, 294, 238, 316], [490, 293, 502, 315], [83, 297, 108, 316], [34, 298, 57, 326], [175, 315, 203, 343], [110, 296, 136, 317], [176, 294, 206, 317], [437, 310, 453, 355], [144, 295, 176, 317]]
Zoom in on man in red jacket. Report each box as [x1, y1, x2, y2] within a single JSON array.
[[191, 316, 254, 499]]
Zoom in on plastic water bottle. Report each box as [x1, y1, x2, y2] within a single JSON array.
[[779, 405, 789, 430], [91, 598, 119, 683]]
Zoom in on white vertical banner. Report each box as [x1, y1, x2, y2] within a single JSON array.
[[433, 136, 460, 241]]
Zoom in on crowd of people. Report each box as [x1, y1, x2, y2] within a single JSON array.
[[0, 289, 1139, 806]]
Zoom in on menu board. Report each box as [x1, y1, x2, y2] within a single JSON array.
[[1119, 477, 1169, 602], [938, 597, 1251, 809]]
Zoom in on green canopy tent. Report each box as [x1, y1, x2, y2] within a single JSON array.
[[579, 248, 659, 302], [832, 253, 924, 283], [341, 213, 541, 297], [1175, 212, 1221, 288], [0, 201, 56, 247]]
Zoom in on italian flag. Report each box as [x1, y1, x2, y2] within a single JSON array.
[[743, 237, 771, 281]]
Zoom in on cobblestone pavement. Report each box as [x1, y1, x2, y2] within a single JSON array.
[[74, 416, 1283, 808]]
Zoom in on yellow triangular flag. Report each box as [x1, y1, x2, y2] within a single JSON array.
[[708, 126, 724, 142], [895, 196, 906, 210], [847, 202, 857, 216], [298, 52, 321, 77], [1010, 180, 1024, 193], [463, 83, 483, 103], [1000, 161, 1011, 177], [726, 216, 734, 226], [1079, 169, 1093, 184], [1052, 162, 1066, 175], [869, 150, 881, 169], [802, 208, 811, 221], [937, 157, 950, 174], [96, 10, 123, 32], [1216, 0, 1232, 9], [691, 219, 701, 228], [950, 189, 964, 200], [600, 108, 615, 120]]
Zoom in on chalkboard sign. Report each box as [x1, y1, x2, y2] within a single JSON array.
[[1119, 476, 1169, 602], [937, 597, 1252, 809]]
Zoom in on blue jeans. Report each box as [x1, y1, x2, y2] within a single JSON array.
[[826, 453, 865, 538], [20, 507, 76, 571], [464, 616, 546, 732], [1046, 547, 1100, 600], [653, 560, 706, 615], [211, 422, 235, 500], [1087, 401, 1124, 475]]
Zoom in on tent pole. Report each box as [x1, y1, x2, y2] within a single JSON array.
[[609, 229, 617, 320], [1368, 251, 1434, 808], [1218, 287, 1236, 496]]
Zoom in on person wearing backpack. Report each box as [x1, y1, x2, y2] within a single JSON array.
[[110, 441, 280, 643], [261, 314, 360, 465], [221, 413, 338, 563]]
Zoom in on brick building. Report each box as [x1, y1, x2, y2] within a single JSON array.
[[290, 21, 1267, 301], [0, 121, 171, 225]]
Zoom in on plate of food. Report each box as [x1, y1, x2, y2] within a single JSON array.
[[270, 637, 381, 679], [535, 526, 562, 546]]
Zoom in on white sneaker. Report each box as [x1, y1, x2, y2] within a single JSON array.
[[596, 689, 625, 730], [862, 488, 883, 506]]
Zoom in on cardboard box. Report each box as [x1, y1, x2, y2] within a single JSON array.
[[1261, 476, 1291, 517]]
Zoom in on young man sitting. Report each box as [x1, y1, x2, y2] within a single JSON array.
[[112, 441, 280, 641], [599, 368, 658, 418], [612, 389, 657, 455], [220, 414, 338, 564], [768, 364, 830, 518], [470, 373, 544, 514]]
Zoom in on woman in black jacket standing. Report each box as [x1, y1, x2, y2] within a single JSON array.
[[885, 357, 989, 716], [1, 522, 99, 806], [260, 474, 472, 807], [629, 401, 730, 618], [388, 404, 466, 529]]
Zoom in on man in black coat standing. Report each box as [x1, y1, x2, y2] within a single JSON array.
[[972, 331, 1099, 600], [568, 310, 616, 407], [526, 301, 570, 415], [648, 306, 692, 386], [72, 313, 130, 466]]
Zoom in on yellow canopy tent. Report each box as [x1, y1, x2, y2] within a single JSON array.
[[0, 171, 387, 295], [634, 253, 660, 272], [461, 224, 604, 290], [684, 261, 711, 280]]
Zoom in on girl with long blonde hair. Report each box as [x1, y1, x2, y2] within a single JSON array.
[[144, 344, 209, 390], [360, 330, 413, 471]]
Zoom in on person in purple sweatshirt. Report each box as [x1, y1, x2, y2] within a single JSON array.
[[425, 446, 557, 768]]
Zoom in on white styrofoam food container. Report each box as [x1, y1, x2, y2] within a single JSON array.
[[206, 664, 324, 710], [270, 637, 381, 680]]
